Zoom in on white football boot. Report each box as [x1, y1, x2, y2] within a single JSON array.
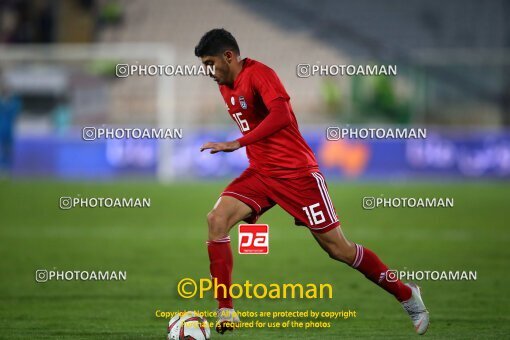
[[215, 308, 240, 334], [401, 282, 430, 335]]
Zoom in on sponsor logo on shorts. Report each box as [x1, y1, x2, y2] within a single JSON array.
[[238, 224, 269, 254]]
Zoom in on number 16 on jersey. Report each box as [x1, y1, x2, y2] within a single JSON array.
[[232, 112, 250, 132]]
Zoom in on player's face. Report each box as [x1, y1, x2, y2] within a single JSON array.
[[200, 52, 234, 86]]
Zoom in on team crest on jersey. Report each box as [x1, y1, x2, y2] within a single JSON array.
[[239, 96, 247, 109]]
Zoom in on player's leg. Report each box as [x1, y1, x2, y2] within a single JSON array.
[[207, 195, 251, 308], [207, 169, 274, 334], [273, 170, 411, 300], [206, 196, 251, 333], [312, 227, 429, 334], [267, 171, 428, 334], [311, 227, 411, 300], [207, 195, 252, 241]]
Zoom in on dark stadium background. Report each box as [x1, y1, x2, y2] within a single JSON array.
[[0, 1, 508, 339]]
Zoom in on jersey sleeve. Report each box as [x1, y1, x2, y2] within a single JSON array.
[[236, 98, 292, 147], [250, 65, 290, 108]]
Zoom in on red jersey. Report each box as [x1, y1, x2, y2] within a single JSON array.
[[219, 58, 319, 178]]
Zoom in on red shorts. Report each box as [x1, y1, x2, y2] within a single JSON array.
[[221, 169, 340, 233]]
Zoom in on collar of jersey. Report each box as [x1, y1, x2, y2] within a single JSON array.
[[232, 58, 252, 88]]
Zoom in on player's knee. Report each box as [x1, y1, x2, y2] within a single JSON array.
[[207, 210, 229, 237], [206, 210, 223, 228]]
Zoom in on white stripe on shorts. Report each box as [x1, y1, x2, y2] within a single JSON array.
[[314, 172, 338, 220], [311, 172, 338, 223]]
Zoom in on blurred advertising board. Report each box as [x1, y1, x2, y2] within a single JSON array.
[[10, 128, 510, 180]]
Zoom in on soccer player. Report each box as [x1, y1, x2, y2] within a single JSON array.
[[195, 28, 429, 335]]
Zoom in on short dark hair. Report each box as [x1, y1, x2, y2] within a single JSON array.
[[194, 28, 240, 57]]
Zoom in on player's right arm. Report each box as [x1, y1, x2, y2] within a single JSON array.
[[235, 98, 292, 147], [199, 98, 291, 153], [201, 63, 292, 153], [200, 140, 241, 154], [235, 64, 293, 147]]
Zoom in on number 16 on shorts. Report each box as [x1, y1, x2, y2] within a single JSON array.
[[238, 224, 269, 254]]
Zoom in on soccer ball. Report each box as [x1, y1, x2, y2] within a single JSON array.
[[167, 311, 211, 340]]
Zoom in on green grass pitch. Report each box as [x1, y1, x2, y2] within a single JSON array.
[[0, 180, 509, 339]]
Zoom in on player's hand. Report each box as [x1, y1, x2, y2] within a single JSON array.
[[200, 141, 241, 154]]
